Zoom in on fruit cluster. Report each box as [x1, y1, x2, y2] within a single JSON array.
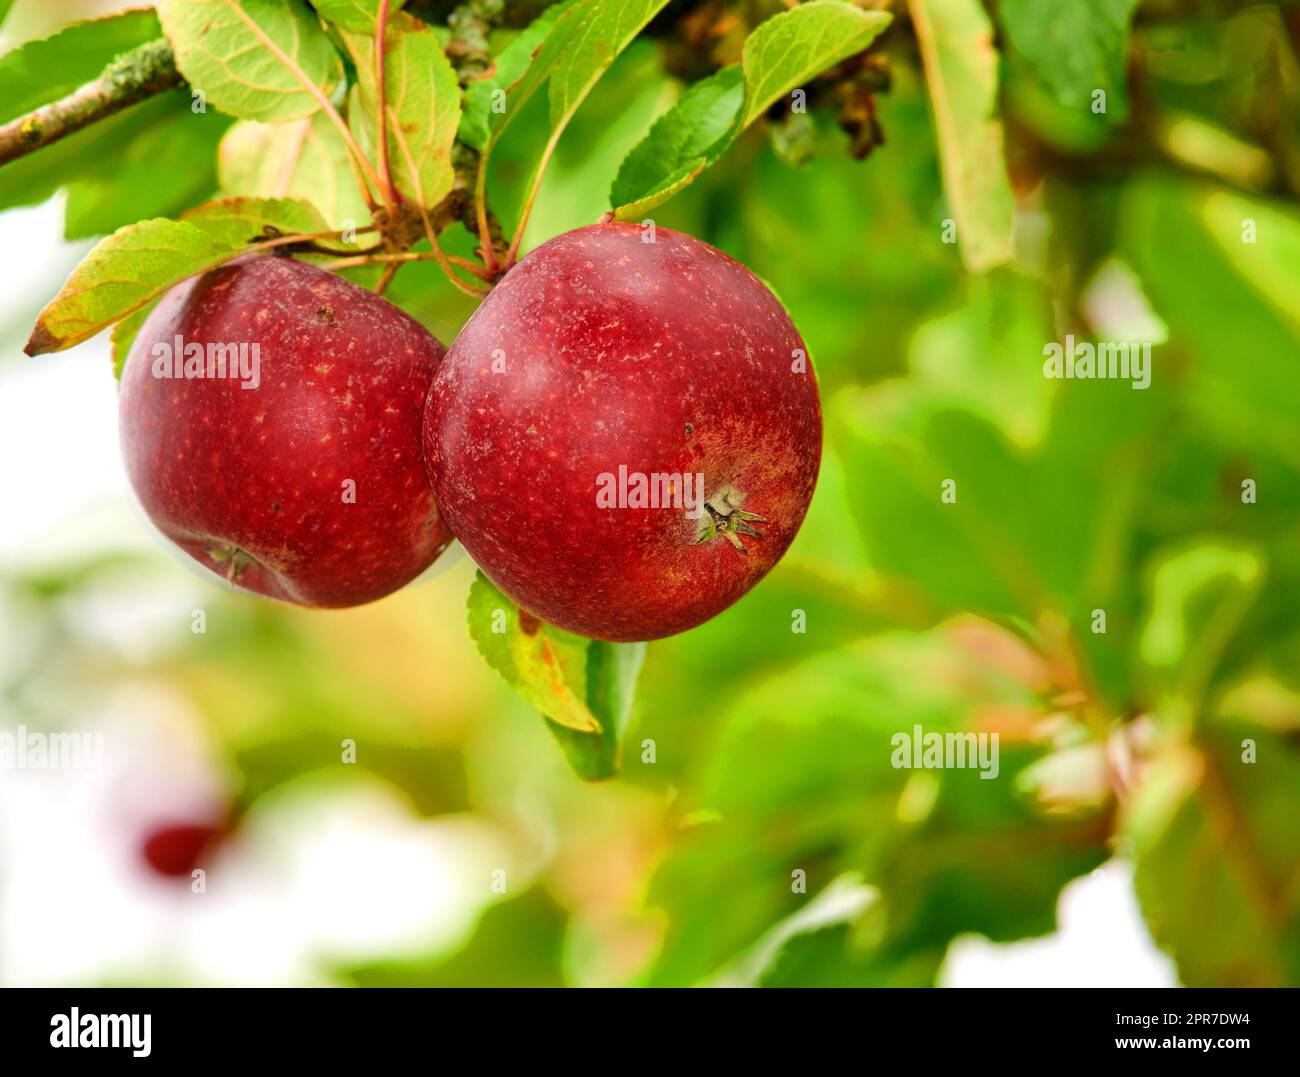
[[120, 223, 822, 642]]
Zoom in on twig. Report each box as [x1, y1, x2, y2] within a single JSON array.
[[0, 40, 181, 166]]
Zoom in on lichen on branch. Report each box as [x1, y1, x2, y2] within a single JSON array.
[[0, 39, 181, 167]]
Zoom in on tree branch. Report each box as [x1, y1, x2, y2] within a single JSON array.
[[0, 39, 181, 167]]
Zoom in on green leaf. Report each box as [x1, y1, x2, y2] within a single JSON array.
[[1199, 189, 1300, 339], [609, 66, 743, 216], [1121, 178, 1300, 464], [1126, 722, 1300, 986], [0, 9, 162, 126], [61, 98, 232, 240], [611, 1, 891, 218], [907, 0, 1014, 271], [458, 0, 578, 151], [157, 0, 344, 123], [645, 631, 1106, 985], [0, 91, 230, 239], [543, 0, 671, 131], [467, 571, 645, 781], [480, 0, 671, 185], [181, 196, 330, 246], [1140, 543, 1263, 716], [340, 11, 460, 208], [24, 219, 242, 355], [998, 0, 1138, 121], [312, 0, 406, 33], [738, 1, 891, 129], [218, 113, 371, 230]]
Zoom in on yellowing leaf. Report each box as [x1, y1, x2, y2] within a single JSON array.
[[25, 218, 241, 355], [218, 114, 371, 230], [181, 196, 329, 247], [908, 0, 1014, 271]]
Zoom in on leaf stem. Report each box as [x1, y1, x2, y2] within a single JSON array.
[[389, 122, 490, 297], [375, 0, 401, 207], [474, 149, 499, 274], [502, 124, 563, 269]]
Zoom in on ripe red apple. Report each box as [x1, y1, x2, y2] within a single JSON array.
[[120, 255, 451, 607], [424, 222, 821, 641], [140, 821, 225, 879]]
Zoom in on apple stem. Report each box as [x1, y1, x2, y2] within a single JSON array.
[[474, 152, 499, 276], [501, 125, 564, 272], [374, 261, 401, 295]]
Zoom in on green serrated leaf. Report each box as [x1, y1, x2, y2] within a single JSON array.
[[610, 65, 743, 216], [467, 571, 645, 780], [218, 113, 371, 230], [999, 0, 1138, 121], [459, 0, 578, 151], [611, 1, 891, 218], [25, 219, 242, 355], [738, 1, 892, 128], [544, 0, 670, 131], [480, 0, 670, 198], [340, 11, 460, 208], [181, 196, 330, 247], [157, 0, 344, 123], [312, 0, 406, 32], [0, 9, 162, 126], [908, 0, 1014, 271]]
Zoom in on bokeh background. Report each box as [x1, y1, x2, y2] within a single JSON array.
[[1, 0, 1297, 987]]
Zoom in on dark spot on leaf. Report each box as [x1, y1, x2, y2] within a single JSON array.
[[519, 610, 541, 636]]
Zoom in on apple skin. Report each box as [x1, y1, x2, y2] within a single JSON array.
[[120, 255, 452, 608], [424, 222, 821, 642]]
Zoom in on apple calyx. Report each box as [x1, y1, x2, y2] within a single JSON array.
[[206, 544, 255, 583], [693, 485, 766, 553]]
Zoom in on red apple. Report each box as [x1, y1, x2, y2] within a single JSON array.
[[140, 821, 225, 879], [424, 223, 822, 641], [120, 255, 451, 607]]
